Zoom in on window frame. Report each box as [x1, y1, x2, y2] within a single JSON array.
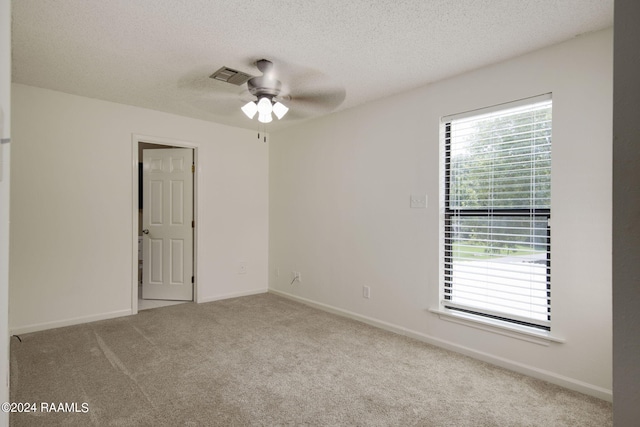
[[440, 95, 552, 332]]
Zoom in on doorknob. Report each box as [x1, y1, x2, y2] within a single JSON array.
[[142, 229, 149, 234]]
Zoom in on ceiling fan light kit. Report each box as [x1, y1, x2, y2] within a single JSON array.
[[241, 101, 258, 119], [272, 101, 289, 119], [258, 110, 273, 124], [242, 98, 289, 123]]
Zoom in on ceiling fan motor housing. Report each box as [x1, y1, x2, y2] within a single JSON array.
[[247, 76, 282, 99], [247, 60, 282, 100]]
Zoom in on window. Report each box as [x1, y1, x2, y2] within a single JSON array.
[[441, 95, 552, 331]]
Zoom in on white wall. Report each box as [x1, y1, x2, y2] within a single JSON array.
[[270, 29, 613, 400], [0, 0, 10, 424], [10, 84, 269, 333]]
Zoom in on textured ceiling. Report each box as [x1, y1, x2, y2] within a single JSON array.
[[11, 0, 613, 131]]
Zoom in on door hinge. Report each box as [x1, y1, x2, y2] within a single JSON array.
[[192, 164, 195, 173], [192, 220, 194, 228], [191, 276, 194, 284]]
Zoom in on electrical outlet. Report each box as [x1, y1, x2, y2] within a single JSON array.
[[238, 261, 247, 274], [275, 268, 280, 277], [363, 286, 371, 299]]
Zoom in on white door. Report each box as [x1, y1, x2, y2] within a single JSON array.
[[142, 148, 194, 300]]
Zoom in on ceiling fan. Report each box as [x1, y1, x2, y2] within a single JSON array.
[[209, 58, 345, 125]]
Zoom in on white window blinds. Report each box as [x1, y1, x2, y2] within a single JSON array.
[[442, 95, 552, 331]]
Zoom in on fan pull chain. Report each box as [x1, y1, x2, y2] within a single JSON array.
[[256, 125, 268, 143]]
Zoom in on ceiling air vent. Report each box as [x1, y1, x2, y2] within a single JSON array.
[[209, 67, 253, 86]]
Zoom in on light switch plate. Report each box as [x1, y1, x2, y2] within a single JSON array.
[[410, 194, 427, 208]]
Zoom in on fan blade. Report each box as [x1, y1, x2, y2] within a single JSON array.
[[283, 88, 346, 119], [274, 62, 346, 119], [186, 96, 242, 117], [177, 67, 255, 116]]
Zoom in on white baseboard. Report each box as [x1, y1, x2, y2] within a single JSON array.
[[10, 288, 270, 334], [10, 309, 132, 336], [268, 288, 613, 402], [198, 288, 268, 304]]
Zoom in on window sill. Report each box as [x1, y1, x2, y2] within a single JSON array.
[[428, 308, 565, 346]]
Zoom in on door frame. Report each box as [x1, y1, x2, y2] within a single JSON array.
[[131, 134, 200, 314]]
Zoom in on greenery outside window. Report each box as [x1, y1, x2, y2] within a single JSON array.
[[441, 95, 552, 331]]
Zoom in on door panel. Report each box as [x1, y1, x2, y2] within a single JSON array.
[[142, 148, 193, 300], [150, 181, 163, 225], [149, 239, 163, 284], [170, 181, 184, 224], [170, 239, 184, 284]]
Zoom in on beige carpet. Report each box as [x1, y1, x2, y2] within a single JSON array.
[[10, 293, 611, 426]]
